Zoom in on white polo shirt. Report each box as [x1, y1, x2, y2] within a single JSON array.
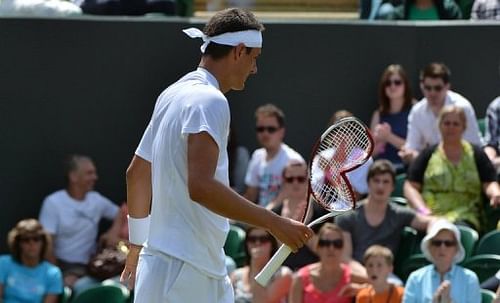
[[405, 90, 482, 152], [136, 67, 230, 278]]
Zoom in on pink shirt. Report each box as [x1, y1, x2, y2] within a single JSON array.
[[298, 263, 352, 303]]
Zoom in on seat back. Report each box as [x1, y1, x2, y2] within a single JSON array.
[[224, 224, 246, 267], [481, 289, 496, 303], [463, 254, 500, 283], [394, 226, 418, 278], [457, 225, 479, 263], [400, 253, 431, 283], [476, 230, 500, 255], [391, 173, 406, 198], [59, 286, 72, 303], [71, 285, 129, 303]]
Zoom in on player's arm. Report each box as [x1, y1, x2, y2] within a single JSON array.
[[120, 155, 151, 289], [187, 132, 312, 251]]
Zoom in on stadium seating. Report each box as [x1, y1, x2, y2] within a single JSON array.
[[463, 254, 500, 283], [390, 196, 408, 207], [224, 224, 247, 267], [391, 173, 406, 198], [60, 286, 72, 303], [400, 253, 430, 282], [71, 285, 129, 303], [394, 226, 418, 278], [475, 229, 500, 255], [457, 225, 479, 263], [481, 289, 496, 303]]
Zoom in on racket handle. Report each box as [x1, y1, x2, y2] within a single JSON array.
[[254, 244, 292, 287]]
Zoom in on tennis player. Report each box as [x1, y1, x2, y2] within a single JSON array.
[[120, 8, 313, 303]]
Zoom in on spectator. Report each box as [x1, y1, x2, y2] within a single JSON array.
[[403, 219, 481, 303], [329, 110, 373, 199], [0, 219, 63, 303], [289, 223, 367, 303], [269, 161, 328, 271], [0, 0, 81, 16], [483, 97, 500, 172], [399, 62, 482, 163], [391, 0, 462, 19], [403, 105, 500, 230], [231, 226, 292, 303], [471, 0, 500, 19], [370, 64, 414, 173], [336, 160, 433, 277], [355, 245, 404, 303], [244, 104, 305, 207], [39, 154, 120, 288]]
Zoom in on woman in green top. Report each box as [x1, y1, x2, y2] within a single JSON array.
[[390, 0, 462, 19], [404, 105, 500, 230]]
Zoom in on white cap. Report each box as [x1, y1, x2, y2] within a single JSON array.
[[421, 219, 465, 264]]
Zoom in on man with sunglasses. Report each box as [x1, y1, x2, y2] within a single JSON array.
[[399, 62, 482, 163], [244, 103, 305, 207]]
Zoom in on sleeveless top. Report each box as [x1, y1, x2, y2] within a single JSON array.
[[298, 263, 352, 303], [377, 109, 410, 169], [233, 267, 288, 303]]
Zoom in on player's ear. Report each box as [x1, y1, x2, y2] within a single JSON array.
[[234, 43, 246, 59]]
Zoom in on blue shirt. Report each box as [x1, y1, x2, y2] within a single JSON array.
[[0, 255, 63, 303], [403, 264, 480, 303]]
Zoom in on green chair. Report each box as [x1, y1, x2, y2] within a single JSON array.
[[224, 224, 246, 267], [457, 225, 479, 263], [59, 286, 72, 303], [71, 285, 129, 303], [390, 196, 408, 207], [391, 173, 406, 198], [481, 289, 497, 303], [462, 254, 500, 283], [400, 253, 431, 283], [394, 226, 418, 278], [476, 229, 500, 255]]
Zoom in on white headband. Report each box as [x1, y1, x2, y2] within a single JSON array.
[[183, 27, 262, 53]]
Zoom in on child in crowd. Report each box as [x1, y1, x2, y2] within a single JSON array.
[[356, 245, 404, 303]]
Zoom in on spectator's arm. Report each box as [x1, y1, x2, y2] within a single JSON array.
[[411, 213, 436, 232], [243, 186, 259, 204], [404, 181, 431, 215], [251, 267, 292, 303], [100, 208, 124, 247], [483, 181, 500, 208], [288, 274, 303, 303]]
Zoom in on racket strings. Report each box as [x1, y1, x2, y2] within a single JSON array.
[[311, 120, 372, 211]]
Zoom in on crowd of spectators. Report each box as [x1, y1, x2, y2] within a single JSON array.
[[1, 61, 499, 302]]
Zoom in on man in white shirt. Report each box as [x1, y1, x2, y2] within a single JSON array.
[[399, 62, 482, 162], [120, 8, 313, 303], [39, 155, 119, 287], [244, 104, 305, 207]]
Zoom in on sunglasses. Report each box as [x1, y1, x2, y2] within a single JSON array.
[[247, 235, 272, 244], [19, 236, 42, 243], [385, 79, 403, 87], [430, 239, 457, 247], [423, 84, 444, 92], [284, 176, 307, 184], [256, 126, 280, 134], [318, 239, 344, 249]]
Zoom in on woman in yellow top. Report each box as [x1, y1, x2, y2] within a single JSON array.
[[403, 105, 500, 230]]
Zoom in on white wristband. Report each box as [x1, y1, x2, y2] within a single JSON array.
[[128, 215, 150, 246]]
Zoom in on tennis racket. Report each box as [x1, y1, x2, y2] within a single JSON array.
[[255, 117, 374, 286]]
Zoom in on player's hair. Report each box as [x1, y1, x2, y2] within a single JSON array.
[[7, 219, 51, 263], [203, 8, 264, 60], [363, 244, 394, 266], [437, 105, 467, 130], [255, 103, 285, 128], [244, 226, 278, 265], [366, 159, 396, 184], [420, 62, 451, 84], [378, 64, 413, 115]]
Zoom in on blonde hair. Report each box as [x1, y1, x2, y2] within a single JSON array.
[[7, 219, 51, 263], [437, 105, 467, 130], [363, 245, 394, 266]]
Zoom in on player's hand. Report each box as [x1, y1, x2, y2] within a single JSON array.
[[120, 244, 141, 290], [269, 217, 313, 252]]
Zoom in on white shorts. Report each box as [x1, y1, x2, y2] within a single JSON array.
[[134, 249, 234, 303]]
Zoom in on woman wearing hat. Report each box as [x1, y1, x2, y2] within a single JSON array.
[[0, 218, 63, 303], [403, 219, 480, 303]]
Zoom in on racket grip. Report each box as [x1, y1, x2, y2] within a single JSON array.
[[254, 244, 292, 287]]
